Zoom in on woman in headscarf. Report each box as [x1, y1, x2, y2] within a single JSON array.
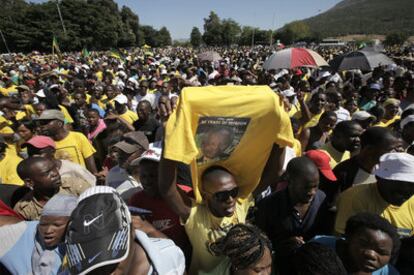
[[0, 194, 77, 275]]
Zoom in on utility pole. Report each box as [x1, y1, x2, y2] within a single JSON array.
[[0, 30, 11, 54], [55, 0, 67, 35], [251, 28, 255, 48], [270, 11, 276, 47]]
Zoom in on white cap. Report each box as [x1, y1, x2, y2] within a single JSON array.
[[114, 94, 128, 105], [280, 87, 296, 97], [35, 89, 46, 98], [400, 115, 414, 130], [130, 142, 162, 166], [352, 111, 376, 121], [375, 153, 414, 182]]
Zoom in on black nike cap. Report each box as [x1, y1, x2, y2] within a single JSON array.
[[65, 186, 131, 275]]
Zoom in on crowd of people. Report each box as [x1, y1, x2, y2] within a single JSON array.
[[0, 43, 413, 274]]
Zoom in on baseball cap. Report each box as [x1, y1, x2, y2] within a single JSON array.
[[122, 131, 149, 151], [280, 88, 296, 98], [401, 115, 414, 130], [305, 150, 337, 181], [22, 135, 56, 149], [35, 89, 46, 98], [65, 186, 131, 275], [16, 85, 30, 91], [114, 94, 128, 105], [36, 109, 65, 122], [352, 111, 376, 121], [113, 141, 142, 154], [375, 153, 414, 182], [130, 142, 162, 166], [369, 83, 381, 91]]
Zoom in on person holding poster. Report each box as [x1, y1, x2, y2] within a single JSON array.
[[159, 85, 294, 274]]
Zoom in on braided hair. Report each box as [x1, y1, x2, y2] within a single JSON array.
[[209, 223, 272, 271]]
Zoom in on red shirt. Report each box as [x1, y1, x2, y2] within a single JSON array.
[[128, 185, 192, 252]]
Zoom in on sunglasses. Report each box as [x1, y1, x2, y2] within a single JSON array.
[[206, 187, 239, 202]]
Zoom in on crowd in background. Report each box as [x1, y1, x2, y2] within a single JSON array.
[[0, 42, 413, 274]]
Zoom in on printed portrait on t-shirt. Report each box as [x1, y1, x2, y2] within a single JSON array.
[[195, 117, 250, 165]]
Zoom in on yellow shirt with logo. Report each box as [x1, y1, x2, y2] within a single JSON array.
[[335, 183, 414, 237], [0, 153, 23, 185], [119, 110, 138, 125], [164, 86, 294, 203], [185, 198, 252, 274], [54, 131, 96, 167]]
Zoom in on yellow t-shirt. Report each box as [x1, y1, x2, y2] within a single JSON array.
[[119, 110, 138, 125], [24, 104, 36, 117], [335, 183, 414, 237], [294, 110, 323, 129], [375, 116, 400, 128], [0, 116, 14, 134], [0, 85, 17, 96], [185, 198, 252, 274], [320, 142, 350, 168], [54, 131, 96, 167], [59, 105, 74, 124], [96, 71, 103, 81], [164, 86, 294, 203], [0, 153, 23, 185]]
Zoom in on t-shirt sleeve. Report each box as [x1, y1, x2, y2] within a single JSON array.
[[78, 133, 96, 159], [163, 96, 199, 164], [274, 96, 295, 148]]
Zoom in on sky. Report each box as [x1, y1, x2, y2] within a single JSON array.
[[30, 0, 342, 39]]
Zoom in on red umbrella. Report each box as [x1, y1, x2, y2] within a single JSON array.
[[263, 48, 328, 70]]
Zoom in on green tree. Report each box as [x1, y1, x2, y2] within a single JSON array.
[[278, 21, 311, 44], [190, 27, 202, 47], [221, 19, 241, 46], [202, 11, 223, 46], [157, 26, 172, 47], [384, 32, 409, 46], [140, 25, 159, 47]]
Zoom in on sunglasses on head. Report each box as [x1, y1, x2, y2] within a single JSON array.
[[208, 187, 239, 202]]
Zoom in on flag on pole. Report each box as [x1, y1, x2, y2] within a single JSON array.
[[52, 36, 62, 60], [110, 49, 122, 60], [82, 47, 90, 58]]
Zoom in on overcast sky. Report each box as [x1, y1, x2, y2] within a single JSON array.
[[30, 0, 342, 39]]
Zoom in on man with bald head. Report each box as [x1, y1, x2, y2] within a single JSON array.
[[13, 156, 90, 220], [159, 164, 252, 274], [256, 157, 329, 273]]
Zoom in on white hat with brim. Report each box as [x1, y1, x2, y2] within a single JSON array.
[[375, 153, 414, 182], [352, 111, 376, 121], [400, 115, 414, 130]]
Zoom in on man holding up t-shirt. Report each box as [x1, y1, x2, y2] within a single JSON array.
[[159, 86, 294, 274]]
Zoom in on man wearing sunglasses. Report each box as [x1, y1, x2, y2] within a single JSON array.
[[173, 164, 248, 274]]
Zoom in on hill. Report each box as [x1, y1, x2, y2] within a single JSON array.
[[298, 0, 414, 37]]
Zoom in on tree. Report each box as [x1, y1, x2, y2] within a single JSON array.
[[384, 32, 409, 46], [0, 0, 146, 52], [221, 19, 241, 46], [190, 27, 202, 47], [278, 21, 311, 44], [157, 27, 172, 47], [140, 25, 159, 47], [202, 11, 223, 46]]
